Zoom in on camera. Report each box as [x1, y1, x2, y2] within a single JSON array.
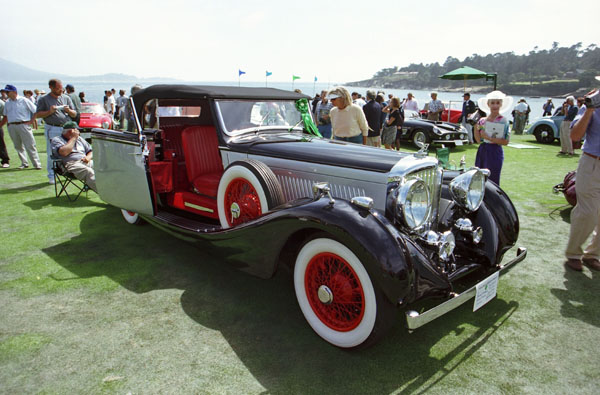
[[584, 90, 600, 109]]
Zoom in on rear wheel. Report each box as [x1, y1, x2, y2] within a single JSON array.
[[534, 125, 555, 144], [217, 159, 285, 229], [294, 238, 396, 349], [120, 209, 144, 225]]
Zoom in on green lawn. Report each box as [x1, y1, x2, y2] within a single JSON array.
[[1, 127, 598, 394]]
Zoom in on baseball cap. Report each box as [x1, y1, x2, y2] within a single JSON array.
[[65, 84, 74, 90], [3, 84, 17, 92], [62, 121, 79, 130], [327, 92, 341, 100]]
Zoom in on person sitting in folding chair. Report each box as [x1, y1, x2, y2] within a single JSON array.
[[50, 121, 96, 192]]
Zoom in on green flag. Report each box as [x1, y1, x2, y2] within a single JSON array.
[[292, 75, 301, 81]]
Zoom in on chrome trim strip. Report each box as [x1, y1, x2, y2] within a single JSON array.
[[405, 247, 527, 331], [91, 136, 140, 146], [130, 96, 142, 134], [431, 139, 469, 143], [184, 202, 214, 213]]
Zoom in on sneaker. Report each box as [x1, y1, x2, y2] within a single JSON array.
[[1, 163, 8, 168], [565, 259, 583, 271], [34, 167, 42, 170], [17, 164, 29, 169], [582, 258, 600, 271]]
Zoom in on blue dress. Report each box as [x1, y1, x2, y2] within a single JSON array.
[[475, 116, 510, 185]]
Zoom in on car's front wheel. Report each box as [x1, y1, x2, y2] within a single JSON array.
[[294, 238, 396, 349], [534, 125, 555, 144], [412, 129, 429, 148], [120, 209, 144, 225]]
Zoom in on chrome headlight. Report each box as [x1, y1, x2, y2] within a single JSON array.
[[432, 127, 442, 135], [449, 169, 486, 212], [101, 121, 110, 129], [396, 178, 432, 229]]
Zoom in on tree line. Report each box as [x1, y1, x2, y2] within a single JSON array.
[[354, 43, 599, 93]]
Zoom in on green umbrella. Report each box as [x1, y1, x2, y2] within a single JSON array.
[[440, 66, 493, 92]]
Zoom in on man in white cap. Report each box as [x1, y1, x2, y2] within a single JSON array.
[[0, 84, 42, 169], [513, 98, 528, 135]]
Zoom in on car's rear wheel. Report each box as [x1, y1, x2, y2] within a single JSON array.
[[120, 209, 144, 225], [534, 125, 555, 144], [217, 159, 285, 229], [294, 238, 396, 349], [412, 129, 429, 148]]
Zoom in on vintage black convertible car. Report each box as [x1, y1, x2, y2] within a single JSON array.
[[91, 85, 526, 349], [401, 110, 469, 148]]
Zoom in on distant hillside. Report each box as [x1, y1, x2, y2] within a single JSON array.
[[347, 43, 600, 96], [0, 58, 178, 82]]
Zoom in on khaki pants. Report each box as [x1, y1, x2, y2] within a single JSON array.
[[560, 121, 573, 154], [7, 123, 41, 168], [565, 154, 600, 260], [365, 135, 381, 147], [64, 159, 97, 192]]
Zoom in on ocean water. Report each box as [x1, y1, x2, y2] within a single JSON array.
[[8, 80, 563, 123]]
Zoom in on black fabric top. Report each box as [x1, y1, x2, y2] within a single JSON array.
[[132, 85, 309, 127], [133, 84, 308, 102]]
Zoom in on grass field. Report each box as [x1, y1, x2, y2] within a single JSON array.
[[1, 127, 599, 394]]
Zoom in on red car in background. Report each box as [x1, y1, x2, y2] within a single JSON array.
[[420, 101, 463, 124], [78, 102, 113, 139]]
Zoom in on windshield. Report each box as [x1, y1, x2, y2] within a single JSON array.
[[404, 110, 420, 119], [216, 100, 304, 135], [82, 104, 105, 114]]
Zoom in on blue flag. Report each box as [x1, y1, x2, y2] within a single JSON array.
[[239, 69, 246, 76], [266, 71, 272, 77], [314, 76, 318, 82]]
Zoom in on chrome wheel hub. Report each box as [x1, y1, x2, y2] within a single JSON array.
[[230, 202, 240, 220], [317, 285, 333, 304]]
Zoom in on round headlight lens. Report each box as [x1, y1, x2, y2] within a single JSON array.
[[101, 121, 109, 129], [396, 178, 432, 229], [449, 169, 486, 211]]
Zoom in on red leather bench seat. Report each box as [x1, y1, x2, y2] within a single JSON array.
[[181, 126, 224, 198]]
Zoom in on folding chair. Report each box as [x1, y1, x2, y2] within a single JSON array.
[[52, 158, 90, 201]]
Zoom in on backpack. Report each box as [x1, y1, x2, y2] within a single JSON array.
[[553, 171, 577, 206]]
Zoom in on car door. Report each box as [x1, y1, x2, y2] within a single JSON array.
[[91, 125, 154, 216]]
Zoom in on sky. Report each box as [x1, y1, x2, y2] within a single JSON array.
[[2, 0, 598, 83]]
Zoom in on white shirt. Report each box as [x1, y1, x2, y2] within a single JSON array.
[[353, 98, 366, 108], [105, 96, 116, 113], [330, 104, 368, 138], [515, 102, 528, 113], [402, 99, 419, 112]]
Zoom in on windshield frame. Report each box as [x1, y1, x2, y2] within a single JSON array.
[[81, 103, 106, 115], [214, 99, 305, 137]]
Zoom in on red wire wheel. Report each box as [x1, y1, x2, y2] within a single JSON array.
[[223, 177, 262, 227], [304, 252, 365, 332]]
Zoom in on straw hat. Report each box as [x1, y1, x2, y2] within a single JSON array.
[[477, 90, 514, 115]]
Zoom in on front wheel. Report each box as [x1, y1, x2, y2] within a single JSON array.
[[294, 238, 396, 349], [534, 125, 554, 144], [412, 129, 429, 148]]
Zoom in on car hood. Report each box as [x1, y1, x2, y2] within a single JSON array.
[[405, 118, 459, 132], [79, 113, 108, 128], [228, 132, 410, 173]]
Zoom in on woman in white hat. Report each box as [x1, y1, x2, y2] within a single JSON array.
[[473, 90, 514, 185]]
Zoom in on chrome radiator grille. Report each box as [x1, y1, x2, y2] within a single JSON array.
[[406, 166, 442, 228], [276, 175, 366, 202]]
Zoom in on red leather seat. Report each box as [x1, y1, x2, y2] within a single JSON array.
[[181, 126, 223, 198]]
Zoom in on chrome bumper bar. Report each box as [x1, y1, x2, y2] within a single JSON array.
[[405, 247, 527, 331]]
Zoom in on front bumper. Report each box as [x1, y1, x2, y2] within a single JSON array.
[[405, 247, 527, 330], [431, 138, 469, 145]]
